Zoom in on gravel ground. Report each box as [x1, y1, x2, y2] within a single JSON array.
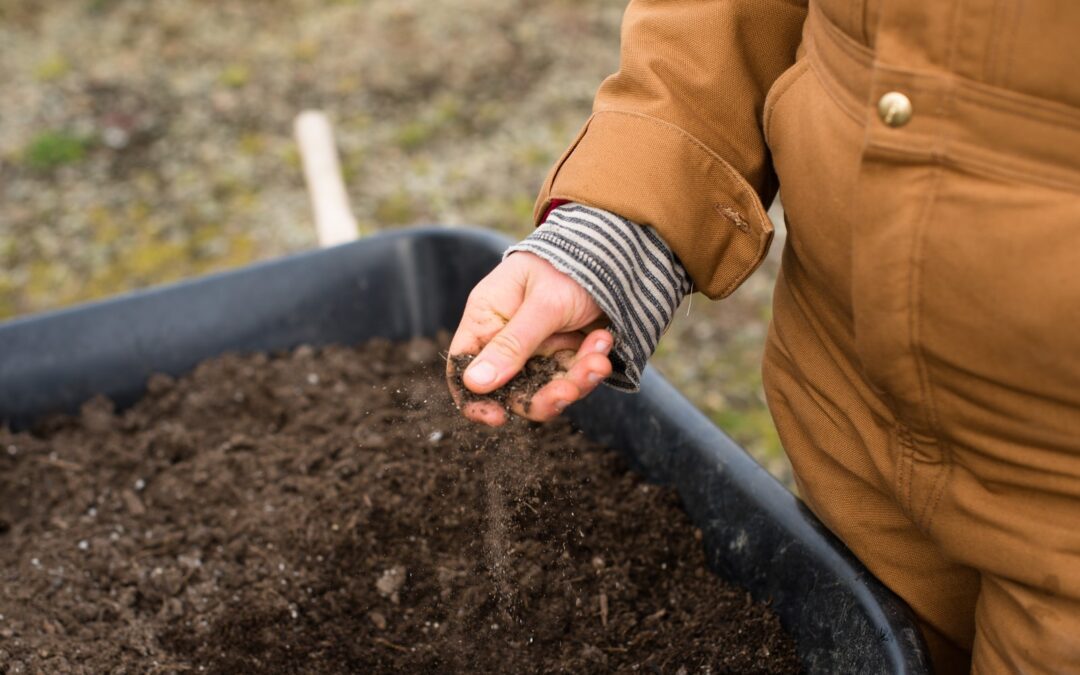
[[0, 0, 790, 485]]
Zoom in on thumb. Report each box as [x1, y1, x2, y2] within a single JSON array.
[[464, 296, 563, 394]]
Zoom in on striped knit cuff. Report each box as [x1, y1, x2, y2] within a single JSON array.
[[505, 203, 692, 392]]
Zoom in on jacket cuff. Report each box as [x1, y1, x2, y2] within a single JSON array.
[[534, 110, 774, 299], [506, 204, 691, 392]]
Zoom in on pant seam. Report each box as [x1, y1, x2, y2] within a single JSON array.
[[907, 162, 952, 531], [896, 424, 915, 515], [923, 452, 954, 534]]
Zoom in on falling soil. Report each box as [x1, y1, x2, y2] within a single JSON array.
[[449, 353, 562, 413], [0, 337, 800, 674]]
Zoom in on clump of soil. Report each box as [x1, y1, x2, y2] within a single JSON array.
[[0, 338, 800, 674], [449, 353, 562, 413]]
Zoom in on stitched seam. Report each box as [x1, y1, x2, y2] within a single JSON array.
[[856, 0, 870, 46], [954, 88, 1080, 131], [588, 109, 770, 223], [906, 435, 916, 516], [943, 0, 963, 78], [999, 0, 1021, 90], [907, 163, 950, 530], [923, 453, 953, 533], [813, 1, 873, 65], [536, 119, 592, 222], [983, 0, 1005, 85], [808, 53, 864, 125], [866, 137, 1080, 193], [763, 58, 811, 146], [717, 230, 771, 297], [942, 150, 1080, 193], [894, 425, 910, 514]]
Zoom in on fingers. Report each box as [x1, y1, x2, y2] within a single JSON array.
[[509, 377, 580, 421], [459, 400, 509, 427], [513, 329, 613, 423], [451, 330, 614, 427], [446, 363, 505, 427], [560, 329, 614, 398], [461, 295, 563, 394], [533, 332, 586, 357]]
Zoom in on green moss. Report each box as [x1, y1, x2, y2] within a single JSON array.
[[291, 39, 318, 63], [281, 145, 303, 171], [238, 133, 265, 156], [712, 406, 783, 459], [515, 143, 554, 169], [335, 74, 362, 94], [409, 156, 431, 176], [374, 191, 416, 225], [393, 97, 464, 152], [510, 195, 536, 223], [433, 95, 462, 125], [346, 113, 372, 131], [24, 259, 60, 307], [86, 0, 120, 14], [23, 131, 90, 171], [0, 275, 17, 319], [342, 149, 364, 183], [219, 63, 251, 88], [34, 54, 70, 81], [88, 205, 122, 244], [394, 120, 436, 151]]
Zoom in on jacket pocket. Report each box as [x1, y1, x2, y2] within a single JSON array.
[[763, 58, 811, 148]]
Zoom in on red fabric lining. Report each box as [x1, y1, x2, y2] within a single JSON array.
[[540, 199, 571, 223]]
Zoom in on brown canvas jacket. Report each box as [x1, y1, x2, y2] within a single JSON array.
[[533, 0, 1080, 299]]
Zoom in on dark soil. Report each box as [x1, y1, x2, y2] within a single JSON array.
[[0, 337, 800, 674], [449, 353, 563, 413]]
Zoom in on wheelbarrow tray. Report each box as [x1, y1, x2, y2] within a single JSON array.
[[0, 227, 930, 674]]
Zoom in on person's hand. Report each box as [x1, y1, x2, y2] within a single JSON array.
[[447, 252, 613, 426]]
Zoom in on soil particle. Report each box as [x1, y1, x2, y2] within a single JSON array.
[[0, 338, 800, 674], [375, 565, 408, 603]]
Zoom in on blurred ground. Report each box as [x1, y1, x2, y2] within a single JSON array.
[[0, 0, 791, 486]]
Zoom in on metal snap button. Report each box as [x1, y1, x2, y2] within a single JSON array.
[[877, 91, 913, 128]]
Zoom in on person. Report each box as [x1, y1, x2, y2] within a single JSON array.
[[446, 1, 1080, 672]]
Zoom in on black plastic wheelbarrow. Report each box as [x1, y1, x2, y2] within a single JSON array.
[[0, 227, 931, 674]]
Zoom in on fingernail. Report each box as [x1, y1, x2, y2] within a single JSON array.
[[554, 400, 569, 413], [466, 361, 497, 387], [587, 372, 601, 385], [594, 340, 610, 354]]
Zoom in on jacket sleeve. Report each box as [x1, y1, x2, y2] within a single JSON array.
[[534, 0, 808, 299]]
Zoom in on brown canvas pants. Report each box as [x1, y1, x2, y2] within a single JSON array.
[[762, 7, 1080, 673]]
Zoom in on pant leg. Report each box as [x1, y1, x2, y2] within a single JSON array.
[[763, 248, 980, 673], [972, 576, 1080, 674], [908, 167, 1080, 674]]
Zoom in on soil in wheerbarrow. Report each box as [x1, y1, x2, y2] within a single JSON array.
[[0, 336, 801, 674]]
